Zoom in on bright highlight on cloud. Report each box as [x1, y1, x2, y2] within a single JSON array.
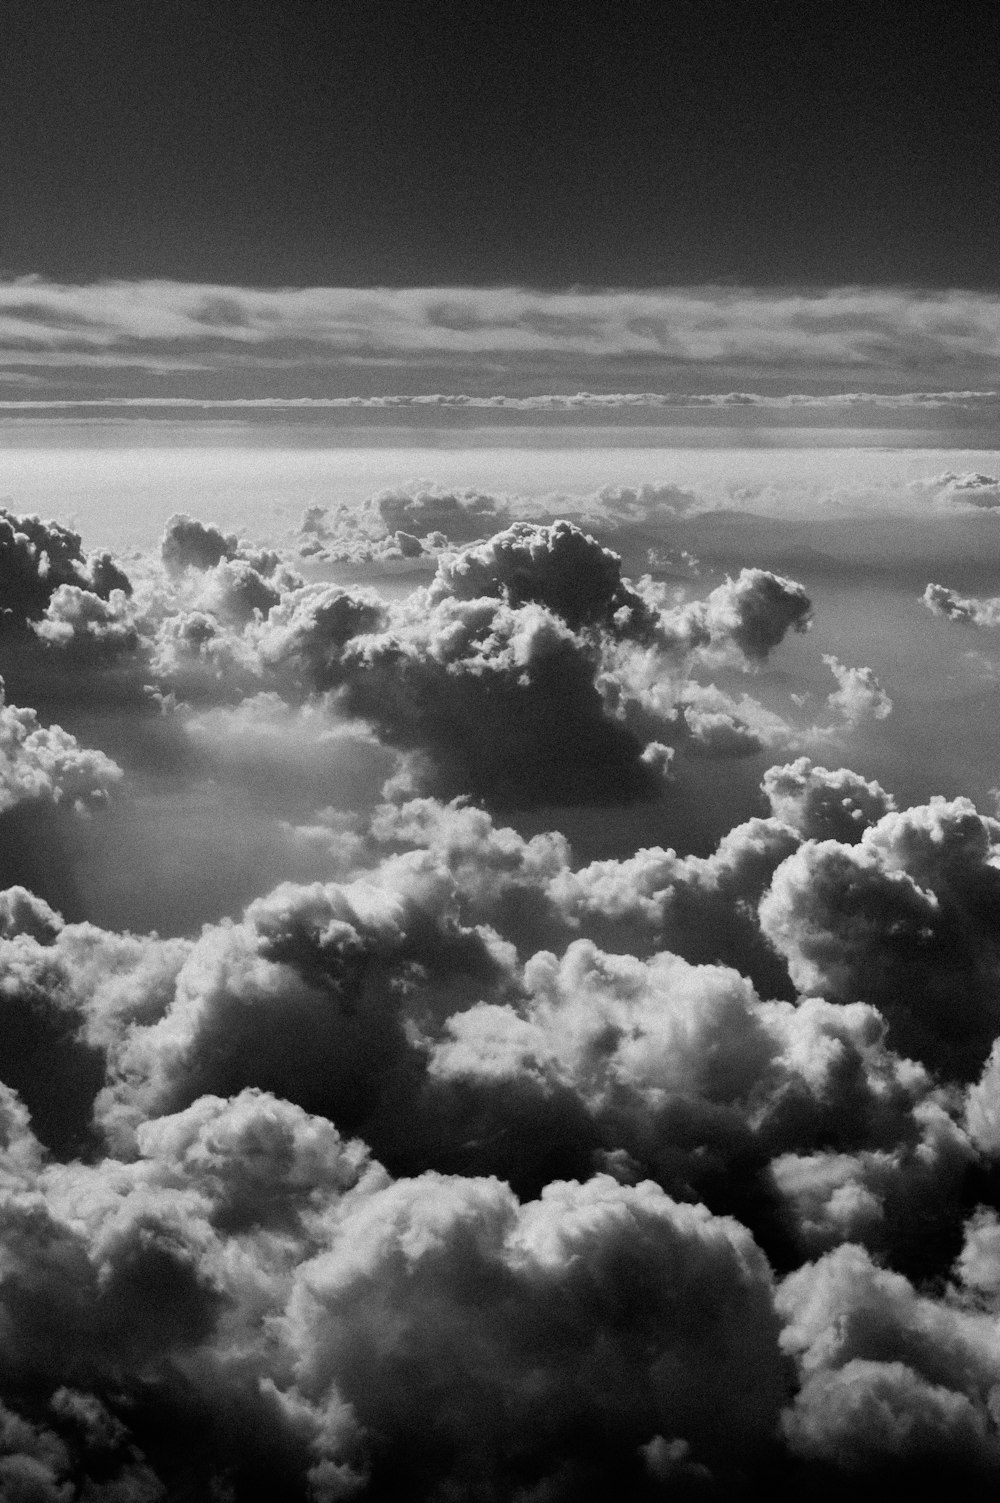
[[0, 484, 998, 1501]]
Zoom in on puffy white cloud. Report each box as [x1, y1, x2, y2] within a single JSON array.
[[5, 487, 1000, 1493], [921, 470, 1000, 510], [0, 683, 122, 812], [695, 567, 812, 663], [260, 579, 671, 807], [363, 483, 513, 543], [777, 1242, 1000, 1471], [82, 860, 515, 1155], [0, 1066, 792, 1499], [762, 758, 896, 842], [161, 512, 239, 574], [768, 1098, 972, 1260], [822, 654, 893, 726], [0, 507, 131, 636], [429, 520, 662, 639], [33, 584, 141, 664], [25, 515, 834, 812], [924, 580, 1000, 628], [284, 1171, 785, 1491], [759, 797, 1000, 1076]]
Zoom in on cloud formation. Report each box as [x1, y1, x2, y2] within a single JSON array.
[[6, 280, 1000, 399], [5, 488, 1000, 1496], [0, 683, 121, 812], [0, 508, 130, 636], [924, 581, 1000, 628]]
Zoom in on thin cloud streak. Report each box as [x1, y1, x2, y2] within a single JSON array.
[[1, 390, 1000, 411]]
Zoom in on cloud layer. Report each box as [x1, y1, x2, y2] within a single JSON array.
[[5, 280, 1000, 401], [0, 493, 995, 1498]]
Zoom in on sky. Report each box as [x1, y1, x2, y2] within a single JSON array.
[[3, 0, 999, 288], [4, 6, 1000, 1503]]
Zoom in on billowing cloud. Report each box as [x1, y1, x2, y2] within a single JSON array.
[[778, 1240, 1000, 1473], [0, 1072, 791, 1499], [696, 568, 812, 663], [0, 507, 130, 636], [924, 581, 1000, 628], [822, 654, 893, 726], [761, 758, 896, 842], [919, 470, 1000, 509], [255, 524, 814, 805], [0, 682, 121, 812], [283, 1171, 784, 1494], [7, 479, 1000, 1497], [759, 797, 1000, 1077]]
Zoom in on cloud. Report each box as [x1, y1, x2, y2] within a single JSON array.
[[161, 512, 240, 575], [33, 584, 141, 664], [11, 487, 1000, 1493], [0, 507, 131, 637], [429, 521, 662, 639], [761, 758, 896, 842], [822, 654, 893, 726], [924, 581, 1000, 628], [299, 483, 706, 572], [5, 281, 1000, 396], [696, 568, 813, 662], [28, 515, 849, 812], [0, 1068, 788, 1500], [257, 527, 683, 806], [283, 1171, 785, 1492], [363, 484, 513, 543], [29, 514, 299, 703], [0, 682, 122, 812], [161, 511, 282, 580], [777, 1241, 1000, 1472], [428, 934, 963, 1245], [759, 797, 1000, 1077], [918, 470, 1000, 510], [77, 860, 515, 1156], [7, 388, 1000, 412]]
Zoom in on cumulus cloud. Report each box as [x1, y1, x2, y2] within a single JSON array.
[[0, 682, 121, 812], [362, 484, 513, 543], [924, 581, 1000, 628], [777, 1241, 1000, 1473], [28, 516, 300, 709], [695, 568, 812, 663], [822, 654, 893, 726], [0, 747, 995, 1492], [0, 1073, 789, 1499], [919, 470, 1000, 510], [161, 511, 281, 579], [761, 758, 896, 842], [283, 1172, 784, 1494], [259, 526, 677, 804], [429, 520, 662, 638], [0, 507, 130, 636], [298, 484, 704, 572], [8, 485, 1000, 1494], [759, 796, 1000, 1077], [27, 514, 849, 811]]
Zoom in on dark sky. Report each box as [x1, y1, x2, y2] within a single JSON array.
[[2, 0, 998, 288]]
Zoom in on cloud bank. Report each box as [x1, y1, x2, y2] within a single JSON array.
[[5, 279, 1000, 400], [0, 495, 995, 1499]]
